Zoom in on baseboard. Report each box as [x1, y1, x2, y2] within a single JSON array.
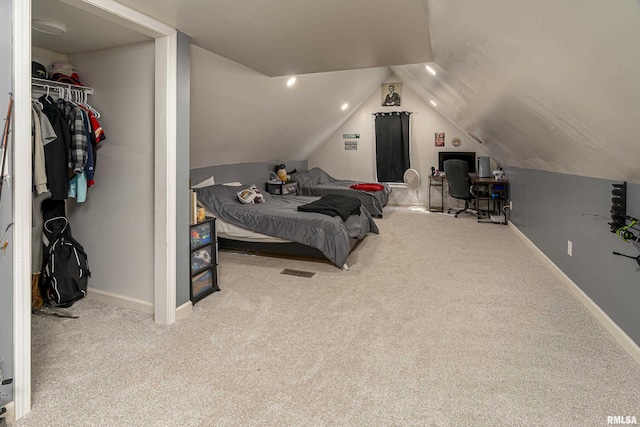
[[1, 401, 14, 424], [87, 288, 192, 322], [508, 221, 640, 366], [86, 287, 154, 315], [387, 202, 428, 208], [175, 300, 193, 321]]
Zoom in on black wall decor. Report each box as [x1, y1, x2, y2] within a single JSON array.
[[610, 181, 640, 244], [610, 182, 627, 233]]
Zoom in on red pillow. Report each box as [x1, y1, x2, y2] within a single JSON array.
[[350, 183, 385, 192]]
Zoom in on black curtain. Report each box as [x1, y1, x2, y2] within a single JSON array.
[[375, 111, 411, 182]]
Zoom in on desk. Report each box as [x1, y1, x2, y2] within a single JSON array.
[[428, 174, 509, 224], [428, 175, 445, 212], [471, 176, 509, 224]]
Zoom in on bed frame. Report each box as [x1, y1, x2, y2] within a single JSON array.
[[218, 236, 361, 268], [189, 162, 368, 270]]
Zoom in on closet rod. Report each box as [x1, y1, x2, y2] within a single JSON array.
[[31, 77, 93, 95]]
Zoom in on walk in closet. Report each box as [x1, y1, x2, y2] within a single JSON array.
[[30, 0, 157, 311], [8, 0, 184, 418]]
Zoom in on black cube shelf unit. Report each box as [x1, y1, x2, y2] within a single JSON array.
[[189, 217, 219, 303]]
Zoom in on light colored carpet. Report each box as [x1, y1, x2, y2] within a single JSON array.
[[12, 207, 640, 426]]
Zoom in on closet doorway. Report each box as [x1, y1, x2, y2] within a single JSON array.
[[13, 0, 178, 420]]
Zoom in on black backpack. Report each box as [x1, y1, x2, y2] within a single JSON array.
[[39, 198, 90, 308]]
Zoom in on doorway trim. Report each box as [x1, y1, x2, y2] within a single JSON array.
[[12, 0, 177, 420], [12, 0, 33, 420]]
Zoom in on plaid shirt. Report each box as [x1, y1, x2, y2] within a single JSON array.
[[55, 99, 88, 173]]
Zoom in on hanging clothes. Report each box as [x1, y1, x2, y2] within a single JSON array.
[[87, 109, 105, 143], [68, 171, 88, 203], [55, 98, 88, 174], [32, 102, 57, 195], [31, 106, 46, 193], [32, 105, 49, 194], [39, 94, 71, 200], [33, 81, 105, 200], [37, 104, 57, 147], [78, 106, 96, 187], [79, 106, 106, 186]]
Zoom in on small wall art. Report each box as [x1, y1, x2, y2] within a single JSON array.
[[435, 132, 445, 147], [344, 140, 357, 150], [381, 83, 402, 106]]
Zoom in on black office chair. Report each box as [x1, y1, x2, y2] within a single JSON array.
[[443, 159, 478, 218]]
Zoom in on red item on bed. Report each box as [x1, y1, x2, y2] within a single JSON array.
[[350, 183, 385, 192]]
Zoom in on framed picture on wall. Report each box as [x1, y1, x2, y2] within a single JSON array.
[[381, 83, 402, 106], [435, 132, 445, 147]]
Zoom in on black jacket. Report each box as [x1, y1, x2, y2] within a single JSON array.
[[39, 95, 70, 199], [297, 195, 362, 221]]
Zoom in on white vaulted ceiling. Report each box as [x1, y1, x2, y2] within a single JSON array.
[[103, 0, 433, 76], [395, 0, 640, 182], [31, 0, 640, 182]]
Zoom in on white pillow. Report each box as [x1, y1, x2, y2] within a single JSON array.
[[222, 182, 242, 187], [191, 176, 215, 188]]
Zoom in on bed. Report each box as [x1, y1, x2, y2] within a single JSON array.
[[194, 184, 379, 269], [290, 168, 391, 217]]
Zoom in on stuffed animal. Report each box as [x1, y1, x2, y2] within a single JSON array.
[[277, 168, 288, 182], [196, 208, 206, 223], [276, 164, 290, 182]]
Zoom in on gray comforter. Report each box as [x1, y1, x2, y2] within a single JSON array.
[[290, 168, 391, 217], [195, 184, 379, 267]]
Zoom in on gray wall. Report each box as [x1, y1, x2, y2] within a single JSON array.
[[190, 161, 308, 190], [176, 32, 191, 306], [0, 0, 13, 405], [67, 42, 156, 303], [506, 167, 640, 346], [189, 43, 390, 170]]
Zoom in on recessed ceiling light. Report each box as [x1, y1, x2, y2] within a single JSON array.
[[286, 77, 296, 87], [430, 100, 437, 107], [341, 103, 349, 111], [32, 19, 66, 35], [426, 65, 436, 76]]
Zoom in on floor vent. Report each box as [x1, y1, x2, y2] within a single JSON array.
[[280, 269, 316, 278]]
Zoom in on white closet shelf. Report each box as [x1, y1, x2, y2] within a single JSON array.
[[31, 77, 93, 95]]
